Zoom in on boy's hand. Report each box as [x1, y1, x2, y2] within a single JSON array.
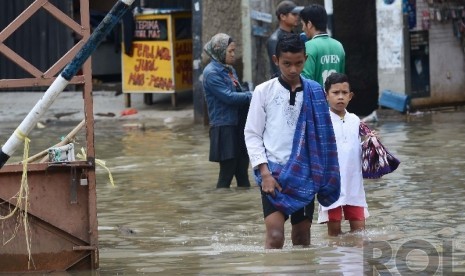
[[362, 130, 379, 142], [261, 174, 282, 197]]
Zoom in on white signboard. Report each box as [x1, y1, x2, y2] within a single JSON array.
[[250, 10, 272, 23]]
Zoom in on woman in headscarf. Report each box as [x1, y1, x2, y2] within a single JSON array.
[[202, 33, 252, 188]]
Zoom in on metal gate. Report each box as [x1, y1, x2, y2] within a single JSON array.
[[0, 0, 99, 273]]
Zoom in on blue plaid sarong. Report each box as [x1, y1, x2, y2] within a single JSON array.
[[254, 79, 340, 215]]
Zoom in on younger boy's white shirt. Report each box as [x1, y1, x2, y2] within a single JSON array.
[[244, 78, 303, 168]]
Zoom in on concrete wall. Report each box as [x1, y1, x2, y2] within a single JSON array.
[[423, 23, 465, 106], [411, 0, 465, 108], [201, 1, 245, 79], [376, 0, 406, 95]]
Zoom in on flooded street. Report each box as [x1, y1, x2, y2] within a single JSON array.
[[2, 108, 465, 275]]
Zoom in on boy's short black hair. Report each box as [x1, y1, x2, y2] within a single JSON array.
[[275, 33, 305, 58], [300, 4, 327, 32], [324, 72, 350, 92]]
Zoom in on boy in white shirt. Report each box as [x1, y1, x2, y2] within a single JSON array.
[[318, 72, 369, 236], [245, 34, 340, 249]]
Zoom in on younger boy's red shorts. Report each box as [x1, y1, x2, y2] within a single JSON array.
[[328, 205, 365, 221]]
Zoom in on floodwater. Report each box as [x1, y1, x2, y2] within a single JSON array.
[[3, 107, 465, 275]]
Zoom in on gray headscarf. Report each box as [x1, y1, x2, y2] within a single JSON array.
[[203, 33, 234, 72]]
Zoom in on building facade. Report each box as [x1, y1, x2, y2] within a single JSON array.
[[377, 0, 465, 109]]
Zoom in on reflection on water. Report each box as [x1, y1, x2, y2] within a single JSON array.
[[2, 109, 465, 274]]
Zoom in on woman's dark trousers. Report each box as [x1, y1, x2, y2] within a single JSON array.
[[217, 156, 251, 188]]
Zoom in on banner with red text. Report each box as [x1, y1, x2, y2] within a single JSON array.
[[122, 13, 192, 93], [122, 41, 175, 93]]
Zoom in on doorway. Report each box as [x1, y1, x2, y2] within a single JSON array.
[[333, 1, 378, 116]]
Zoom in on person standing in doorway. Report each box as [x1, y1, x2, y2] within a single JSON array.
[[203, 33, 252, 189], [300, 4, 345, 86], [266, 0, 303, 78], [245, 34, 340, 249], [318, 72, 369, 236]]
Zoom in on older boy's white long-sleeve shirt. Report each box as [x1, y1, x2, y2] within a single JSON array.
[[244, 78, 303, 168]]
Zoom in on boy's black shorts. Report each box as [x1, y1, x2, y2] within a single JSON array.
[[261, 192, 315, 225]]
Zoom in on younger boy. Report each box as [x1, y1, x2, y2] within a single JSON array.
[[245, 34, 340, 249], [318, 72, 369, 236]]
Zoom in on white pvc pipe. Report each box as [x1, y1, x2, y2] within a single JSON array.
[[1, 75, 69, 156]]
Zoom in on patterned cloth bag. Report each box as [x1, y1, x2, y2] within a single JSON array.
[[359, 122, 400, 179]]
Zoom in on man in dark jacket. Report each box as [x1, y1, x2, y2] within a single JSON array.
[[266, 0, 303, 78]]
